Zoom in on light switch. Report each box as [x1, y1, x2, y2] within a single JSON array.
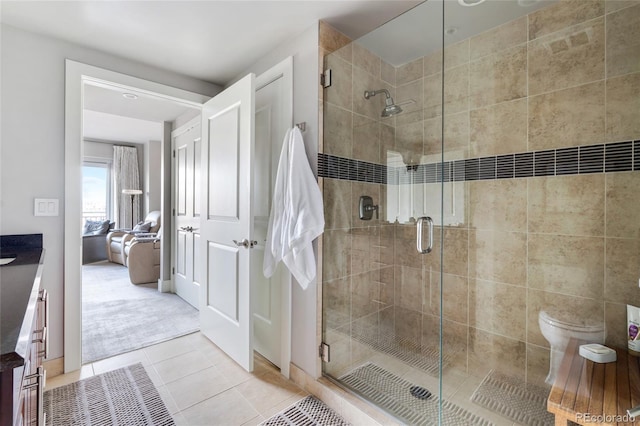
[[34, 198, 59, 216]]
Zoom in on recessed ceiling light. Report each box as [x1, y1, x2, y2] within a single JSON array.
[[122, 93, 138, 100], [458, 0, 487, 6]]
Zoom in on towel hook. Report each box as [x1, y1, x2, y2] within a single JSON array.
[[295, 122, 306, 132]]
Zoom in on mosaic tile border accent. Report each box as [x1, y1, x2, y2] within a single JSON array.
[[317, 154, 386, 183], [318, 140, 640, 184]]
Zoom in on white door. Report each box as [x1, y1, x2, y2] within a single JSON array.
[[172, 120, 201, 309], [200, 74, 256, 372], [252, 62, 292, 368]]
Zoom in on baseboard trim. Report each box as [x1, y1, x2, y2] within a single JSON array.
[[44, 357, 64, 378], [158, 279, 172, 293]]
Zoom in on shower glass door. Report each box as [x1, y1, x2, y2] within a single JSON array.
[[320, 1, 448, 423]]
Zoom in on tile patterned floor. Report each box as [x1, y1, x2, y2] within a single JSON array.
[[45, 332, 308, 426], [46, 332, 535, 425]]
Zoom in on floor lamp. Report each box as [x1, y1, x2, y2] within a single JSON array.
[[122, 189, 143, 229]]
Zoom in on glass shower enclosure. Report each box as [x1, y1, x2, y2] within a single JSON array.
[[321, 0, 640, 424]]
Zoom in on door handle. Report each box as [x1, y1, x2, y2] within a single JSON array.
[[38, 289, 49, 359], [233, 239, 258, 249], [416, 216, 433, 254], [23, 366, 44, 425], [233, 239, 249, 248], [180, 226, 194, 232]]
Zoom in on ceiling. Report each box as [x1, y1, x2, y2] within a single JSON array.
[[83, 110, 164, 145], [1, 0, 423, 143], [0, 0, 423, 85], [1, 0, 558, 143], [84, 84, 196, 123], [82, 84, 199, 144]]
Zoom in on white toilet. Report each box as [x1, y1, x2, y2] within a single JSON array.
[[538, 310, 606, 385]]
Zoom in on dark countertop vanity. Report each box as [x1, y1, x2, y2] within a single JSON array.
[[0, 234, 44, 370], [0, 234, 46, 426]]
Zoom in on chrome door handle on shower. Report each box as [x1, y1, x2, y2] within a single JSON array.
[[416, 216, 433, 254]]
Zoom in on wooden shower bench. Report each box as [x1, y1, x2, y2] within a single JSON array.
[[547, 338, 640, 425]]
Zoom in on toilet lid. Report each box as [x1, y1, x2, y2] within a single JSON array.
[[539, 310, 605, 332]]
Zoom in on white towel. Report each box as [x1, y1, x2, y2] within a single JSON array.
[[263, 127, 324, 289]]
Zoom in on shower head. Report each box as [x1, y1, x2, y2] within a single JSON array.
[[382, 97, 403, 117], [363, 89, 403, 117]]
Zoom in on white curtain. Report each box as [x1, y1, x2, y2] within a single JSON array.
[[113, 146, 141, 229]]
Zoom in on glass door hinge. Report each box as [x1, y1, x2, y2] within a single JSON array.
[[321, 69, 332, 88], [319, 342, 330, 362]]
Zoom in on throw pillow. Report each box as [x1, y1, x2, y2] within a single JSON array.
[[132, 221, 152, 232], [83, 219, 111, 236]]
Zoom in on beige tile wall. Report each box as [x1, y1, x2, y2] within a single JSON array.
[[320, 0, 640, 387]]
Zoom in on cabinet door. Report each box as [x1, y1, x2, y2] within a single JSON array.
[[21, 290, 47, 426]]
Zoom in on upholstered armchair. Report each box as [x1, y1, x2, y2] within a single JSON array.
[[82, 220, 115, 264], [125, 234, 161, 284], [106, 210, 161, 266]]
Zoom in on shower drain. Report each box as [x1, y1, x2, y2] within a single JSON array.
[[410, 385, 432, 400]]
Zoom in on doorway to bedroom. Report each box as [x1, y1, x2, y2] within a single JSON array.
[[80, 81, 200, 364]]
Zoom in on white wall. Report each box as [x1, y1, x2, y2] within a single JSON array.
[[144, 140, 162, 213], [0, 23, 221, 361], [159, 122, 173, 285], [83, 140, 114, 160], [232, 23, 320, 377], [173, 109, 201, 130]]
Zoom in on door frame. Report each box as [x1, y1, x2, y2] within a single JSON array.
[[64, 59, 294, 375], [64, 60, 208, 372], [254, 57, 293, 378]]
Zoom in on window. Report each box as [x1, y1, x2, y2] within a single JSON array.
[[82, 161, 112, 222]]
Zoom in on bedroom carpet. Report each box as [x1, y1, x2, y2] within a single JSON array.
[[82, 261, 198, 363]]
